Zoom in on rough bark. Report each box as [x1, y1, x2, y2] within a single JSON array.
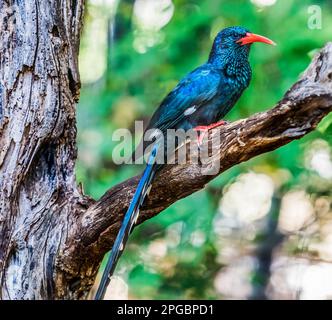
[[0, 0, 89, 300], [0, 1, 332, 300]]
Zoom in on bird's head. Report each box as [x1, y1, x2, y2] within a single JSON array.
[[209, 26, 276, 65]]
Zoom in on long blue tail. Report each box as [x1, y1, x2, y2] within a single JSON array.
[[94, 145, 159, 300]]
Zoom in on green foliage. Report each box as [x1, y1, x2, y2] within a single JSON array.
[[78, 0, 332, 299]]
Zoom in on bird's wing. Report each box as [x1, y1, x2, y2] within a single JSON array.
[[146, 66, 221, 132], [132, 66, 221, 161]]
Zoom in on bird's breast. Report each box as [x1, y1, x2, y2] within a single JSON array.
[[185, 77, 249, 128]]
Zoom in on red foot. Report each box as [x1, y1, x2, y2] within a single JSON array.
[[194, 120, 228, 146]]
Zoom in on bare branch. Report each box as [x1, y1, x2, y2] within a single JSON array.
[[63, 43, 332, 281]]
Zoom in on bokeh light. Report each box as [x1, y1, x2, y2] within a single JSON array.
[[79, 0, 332, 300]]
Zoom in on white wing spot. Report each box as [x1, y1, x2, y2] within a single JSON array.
[[184, 105, 196, 116], [201, 70, 210, 76]]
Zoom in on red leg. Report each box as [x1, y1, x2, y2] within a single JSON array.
[[194, 120, 228, 131], [194, 120, 228, 146]]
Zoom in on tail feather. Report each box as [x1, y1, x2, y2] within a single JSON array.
[[94, 145, 158, 300]]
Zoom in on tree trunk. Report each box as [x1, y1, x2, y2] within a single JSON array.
[[0, 1, 332, 300], [0, 0, 90, 299]]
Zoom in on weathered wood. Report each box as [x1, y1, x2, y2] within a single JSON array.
[[0, 0, 89, 300], [0, 0, 332, 300]]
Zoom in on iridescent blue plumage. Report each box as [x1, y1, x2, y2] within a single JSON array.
[[95, 26, 275, 299], [146, 26, 252, 134]]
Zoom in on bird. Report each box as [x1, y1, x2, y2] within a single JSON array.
[[94, 26, 276, 300]]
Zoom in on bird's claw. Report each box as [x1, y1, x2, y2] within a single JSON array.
[[194, 120, 229, 148]]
